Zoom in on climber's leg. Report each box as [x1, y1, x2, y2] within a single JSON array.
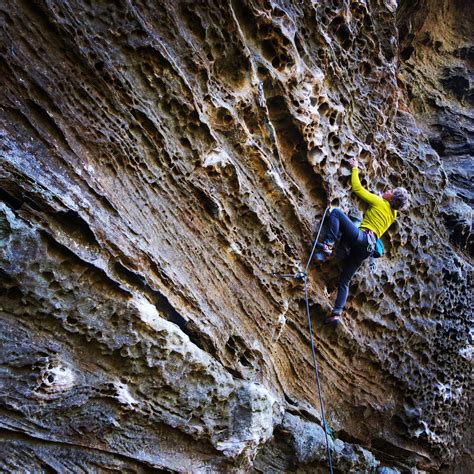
[[324, 208, 360, 245], [332, 254, 366, 315]]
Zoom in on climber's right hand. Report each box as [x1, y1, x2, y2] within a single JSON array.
[[348, 157, 359, 168]]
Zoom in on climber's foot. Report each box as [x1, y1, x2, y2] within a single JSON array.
[[317, 242, 334, 255], [324, 313, 341, 325]]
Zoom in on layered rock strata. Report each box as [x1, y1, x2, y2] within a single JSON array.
[[0, 1, 472, 472]]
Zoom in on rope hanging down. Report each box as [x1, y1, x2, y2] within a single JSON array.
[[273, 207, 334, 473]]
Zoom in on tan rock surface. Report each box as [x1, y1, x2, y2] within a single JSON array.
[[0, 1, 472, 472]]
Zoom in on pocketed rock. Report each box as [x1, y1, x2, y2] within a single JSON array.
[[0, 0, 472, 472]]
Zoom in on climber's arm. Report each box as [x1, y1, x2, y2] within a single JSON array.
[[349, 159, 383, 205]]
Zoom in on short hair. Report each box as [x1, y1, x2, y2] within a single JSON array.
[[391, 187, 410, 210]]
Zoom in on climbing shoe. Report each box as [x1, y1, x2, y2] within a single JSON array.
[[317, 242, 334, 255], [324, 313, 341, 325]]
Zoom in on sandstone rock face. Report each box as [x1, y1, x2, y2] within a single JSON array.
[[0, 1, 471, 472], [397, 0, 474, 256]]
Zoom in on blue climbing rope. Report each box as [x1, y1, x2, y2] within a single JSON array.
[[273, 207, 334, 473], [303, 207, 334, 474], [303, 274, 334, 474], [305, 207, 330, 273]]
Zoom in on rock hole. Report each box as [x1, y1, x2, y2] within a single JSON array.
[[272, 7, 285, 18], [261, 40, 277, 61], [113, 262, 147, 289], [41, 271, 55, 282], [318, 102, 330, 115], [0, 188, 23, 210], [271, 56, 281, 69], [400, 46, 414, 61], [226, 335, 255, 368], [257, 65, 268, 78], [66, 316, 78, 325], [361, 62, 372, 76], [52, 210, 99, 249], [194, 188, 220, 218], [180, 5, 206, 41]]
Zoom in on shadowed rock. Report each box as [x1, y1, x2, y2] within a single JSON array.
[[0, 0, 472, 472]]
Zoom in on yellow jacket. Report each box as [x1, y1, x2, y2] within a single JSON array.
[[352, 168, 396, 238]]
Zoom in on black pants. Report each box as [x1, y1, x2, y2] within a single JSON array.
[[326, 209, 372, 314]]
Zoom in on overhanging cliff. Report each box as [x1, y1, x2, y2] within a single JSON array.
[[0, 1, 472, 472]]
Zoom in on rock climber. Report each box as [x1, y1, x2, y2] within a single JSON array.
[[320, 156, 410, 324]]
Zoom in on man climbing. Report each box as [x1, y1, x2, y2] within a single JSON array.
[[320, 156, 410, 324]]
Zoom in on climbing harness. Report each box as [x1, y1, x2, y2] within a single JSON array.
[[273, 207, 334, 473], [361, 228, 385, 258]]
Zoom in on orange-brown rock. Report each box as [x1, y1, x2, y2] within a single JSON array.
[[0, 1, 471, 472]]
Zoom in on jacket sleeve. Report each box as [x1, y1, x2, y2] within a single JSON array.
[[351, 168, 383, 205]]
